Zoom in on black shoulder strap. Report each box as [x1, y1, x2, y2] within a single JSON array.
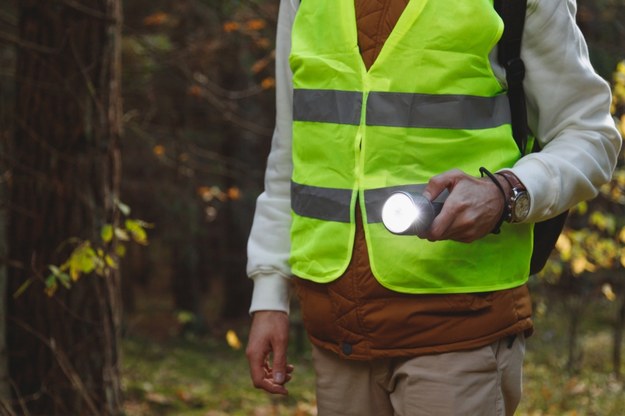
[[494, 0, 529, 155]]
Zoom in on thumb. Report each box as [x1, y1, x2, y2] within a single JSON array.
[[271, 337, 287, 384]]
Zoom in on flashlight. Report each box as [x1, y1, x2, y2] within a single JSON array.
[[381, 191, 443, 235]]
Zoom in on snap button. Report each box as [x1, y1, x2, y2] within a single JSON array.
[[341, 342, 352, 356]]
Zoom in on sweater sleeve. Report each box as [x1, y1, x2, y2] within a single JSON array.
[[246, 0, 299, 314], [504, 0, 621, 222]]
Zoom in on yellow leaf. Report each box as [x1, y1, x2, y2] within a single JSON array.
[[251, 57, 270, 74], [187, 85, 203, 97], [602, 283, 617, 301], [246, 19, 266, 31], [197, 186, 213, 201], [226, 330, 242, 350], [227, 187, 241, 201], [125, 219, 149, 245], [153, 145, 165, 157], [143, 12, 169, 27], [101, 224, 113, 243], [556, 234, 572, 260], [223, 21, 240, 33], [574, 201, 588, 215], [571, 256, 595, 275], [261, 77, 275, 90], [105, 255, 117, 269], [69, 267, 80, 282]]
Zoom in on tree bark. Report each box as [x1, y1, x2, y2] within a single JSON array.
[[7, 0, 122, 414], [0, 162, 10, 409]]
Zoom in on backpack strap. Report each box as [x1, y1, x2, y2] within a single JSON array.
[[495, 0, 569, 276], [494, 0, 529, 155]]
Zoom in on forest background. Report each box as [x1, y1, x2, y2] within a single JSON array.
[[0, 0, 624, 415]]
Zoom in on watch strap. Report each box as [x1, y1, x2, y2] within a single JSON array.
[[496, 170, 528, 222], [496, 170, 526, 192]]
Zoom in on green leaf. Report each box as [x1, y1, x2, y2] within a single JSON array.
[[105, 255, 117, 269], [57, 272, 72, 289], [125, 219, 149, 245], [65, 243, 99, 281], [101, 224, 114, 243], [116, 244, 127, 258], [45, 274, 58, 297]]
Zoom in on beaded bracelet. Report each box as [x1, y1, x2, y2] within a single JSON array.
[[479, 167, 508, 235]]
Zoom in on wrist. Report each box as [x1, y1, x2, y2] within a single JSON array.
[[496, 170, 530, 223], [479, 167, 509, 234]]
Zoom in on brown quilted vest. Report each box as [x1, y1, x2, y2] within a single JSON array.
[[293, 0, 533, 360]]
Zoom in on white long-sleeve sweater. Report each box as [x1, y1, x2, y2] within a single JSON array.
[[247, 0, 622, 314]]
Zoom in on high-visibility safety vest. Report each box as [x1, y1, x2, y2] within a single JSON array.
[[289, 0, 533, 294]]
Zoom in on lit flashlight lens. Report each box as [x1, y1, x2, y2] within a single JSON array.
[[381, 192, 419, 234]]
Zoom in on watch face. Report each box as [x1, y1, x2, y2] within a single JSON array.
[[513, 193, 530, 221]]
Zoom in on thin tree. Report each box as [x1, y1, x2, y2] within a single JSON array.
[[6, 0, 122, 414]]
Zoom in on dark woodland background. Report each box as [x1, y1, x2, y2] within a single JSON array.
[[0, 0, 624, 414]]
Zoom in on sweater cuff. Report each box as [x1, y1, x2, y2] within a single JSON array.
[[249, 273, 291, 315]]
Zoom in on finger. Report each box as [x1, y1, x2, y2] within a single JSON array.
[[257, 378, 289, 395], [247, 347, 270, 391], [422, 169, 463, 201], [425, 205, 456, 240], [271, 335, 288, 385], [250, 355, 289, 394]]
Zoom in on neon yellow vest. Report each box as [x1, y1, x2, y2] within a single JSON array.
[[289, 0, 533, 294]]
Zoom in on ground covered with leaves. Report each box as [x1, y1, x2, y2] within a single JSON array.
[[122, 313, 625, 416]]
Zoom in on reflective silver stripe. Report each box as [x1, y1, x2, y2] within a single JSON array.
[[291, 182, 352, 222], [292, 182, 448, 224], [293, 89, 362, 125], [366, 92, 511, 129], [293, 89, 510, 129]]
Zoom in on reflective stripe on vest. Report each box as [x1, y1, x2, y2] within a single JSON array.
[[293, 89, 511, 130], [291, 181, 446, 224]]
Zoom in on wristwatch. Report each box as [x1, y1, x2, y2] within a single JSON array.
[[496, 171, 530, 223]]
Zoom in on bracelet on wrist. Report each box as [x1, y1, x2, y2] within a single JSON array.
[[479, 167, 508, 234]]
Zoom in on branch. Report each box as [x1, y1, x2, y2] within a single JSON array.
[[0, 32, 58, 54], [11, 320, 100, 416], [61, 0, 116, 22]]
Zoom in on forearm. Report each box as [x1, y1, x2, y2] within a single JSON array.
[[246, 0, 298, 314]]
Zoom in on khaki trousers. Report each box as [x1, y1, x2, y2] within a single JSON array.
[[312, 335, 525, 416]]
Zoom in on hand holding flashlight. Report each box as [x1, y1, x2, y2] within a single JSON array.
[[382, 191, 443, 235]]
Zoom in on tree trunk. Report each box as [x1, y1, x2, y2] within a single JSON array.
[[613, 293, 625, 379], [6, 0, 122, 414], [0, 164, 10, 409]]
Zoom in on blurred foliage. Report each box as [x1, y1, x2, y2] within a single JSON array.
[[118, 0, 279, 321], [531, 59, 625, 374]]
